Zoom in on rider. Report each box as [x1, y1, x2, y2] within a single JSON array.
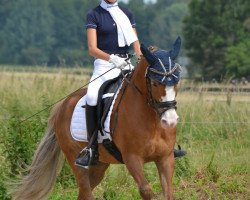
[[75, 0, 141, 168], [75, 0, 186, 168]]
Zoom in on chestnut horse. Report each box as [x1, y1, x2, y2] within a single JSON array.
[[12, 37, 182, 200]]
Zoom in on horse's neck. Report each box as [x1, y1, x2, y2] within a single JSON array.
[[118, 58, 159, 136], [131, 58, 148, 95], [124, 58, 158, 126]]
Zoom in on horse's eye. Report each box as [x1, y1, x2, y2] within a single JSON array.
[[152, 81, 159, 87]]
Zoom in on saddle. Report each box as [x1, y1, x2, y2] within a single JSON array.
[[97, 72, 125, 132], [95, 70, 132, 163]]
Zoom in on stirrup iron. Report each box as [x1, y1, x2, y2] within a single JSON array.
[[75, 147, 92, 169]]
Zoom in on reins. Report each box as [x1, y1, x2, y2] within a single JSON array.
[[120, 69, 143, 96], [20, 54, 135, 123], [20, 66, 117, 123]]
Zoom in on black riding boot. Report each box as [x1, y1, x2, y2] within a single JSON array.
[[174, 145, 187, 158], [75, 104, 99, 168]]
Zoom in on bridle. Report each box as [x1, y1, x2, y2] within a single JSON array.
[[145, 61, 181, 117], [121, 51, 181, 117], [145, 77, 177, 117]]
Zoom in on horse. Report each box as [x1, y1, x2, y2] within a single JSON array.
[[12, 37, 182, 200]]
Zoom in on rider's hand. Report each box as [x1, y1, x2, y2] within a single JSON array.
[[109, 54, 127, 69], [136, 54, 142, 64]]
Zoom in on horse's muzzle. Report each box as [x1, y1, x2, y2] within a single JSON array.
[[160, 109, 179, 128]]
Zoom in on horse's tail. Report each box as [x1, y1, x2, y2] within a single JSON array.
[[11, 102, 65, 200]]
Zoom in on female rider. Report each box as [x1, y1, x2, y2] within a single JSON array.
[[75, 0, 141, 168]]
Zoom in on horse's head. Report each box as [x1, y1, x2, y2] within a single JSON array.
[[141, 37, 182, 128]]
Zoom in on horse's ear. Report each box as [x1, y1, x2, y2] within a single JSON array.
[[170, 36, 181, 60], [140, 44, 157, 65]]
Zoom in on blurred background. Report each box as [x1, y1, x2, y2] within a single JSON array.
[[0, 0, 249, 81]]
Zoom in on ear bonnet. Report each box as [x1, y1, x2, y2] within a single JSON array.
[[141, 36, 182, 86]]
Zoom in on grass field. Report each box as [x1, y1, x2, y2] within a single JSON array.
[[0, 66, 249, 200]]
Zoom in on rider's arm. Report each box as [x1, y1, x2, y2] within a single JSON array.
[[87, 28, 142, 62], [87, 28, 110, 61], [87, 28, 127, 69], [132, 28, 142, 60]]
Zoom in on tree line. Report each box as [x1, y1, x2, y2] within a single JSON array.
[[0, 0, 249, 80], [183, 0, 250, 80]]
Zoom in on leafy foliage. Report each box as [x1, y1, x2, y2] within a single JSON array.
[[0, 0, 54, 65], [1, 105, 45, 175], [0, 0, 188, 66], [148, 2, 188, 49], [183, 0, 250, 80], [225, 39, 250, 78]]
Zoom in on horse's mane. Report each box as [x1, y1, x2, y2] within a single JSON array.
[[148, 46, 159, 53]]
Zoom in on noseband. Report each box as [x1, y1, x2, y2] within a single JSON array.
[[145, 76, 177, 117]]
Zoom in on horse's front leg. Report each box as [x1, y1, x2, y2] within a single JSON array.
[[124, 155, 153, 200], [155, 152, 175, 200]]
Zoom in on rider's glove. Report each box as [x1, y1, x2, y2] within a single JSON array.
[[109, 54, 127, 69]]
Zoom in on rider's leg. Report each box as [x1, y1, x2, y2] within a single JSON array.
[[75, 104, 99, 167], [173, 145, 186, 158], [75, 59, 126, 168], [75, 71, 102, 168]]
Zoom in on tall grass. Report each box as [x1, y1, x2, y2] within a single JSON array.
[[0, 66, 90, 199], [0, 66, 249, 199]]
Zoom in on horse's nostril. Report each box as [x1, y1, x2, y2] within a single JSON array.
[[161, 118, 178, 128], [161, 119, 168, 125]]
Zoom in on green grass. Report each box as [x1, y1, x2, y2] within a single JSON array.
[[0, 66, 249, 200]]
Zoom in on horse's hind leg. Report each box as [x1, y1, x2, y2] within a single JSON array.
[[63, 148, 95, 200], [70, 160, 109, 199], [124, 155, 153, 200], [155, 153, 175, 200], [89, 162, 109, 189], [68, 161, 95, 200]]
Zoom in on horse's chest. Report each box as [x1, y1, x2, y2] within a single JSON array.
[[144, 139, 170, 159]]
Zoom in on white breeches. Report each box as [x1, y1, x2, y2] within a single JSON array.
[[86, 58, 134, 106]]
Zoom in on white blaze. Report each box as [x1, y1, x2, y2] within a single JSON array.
[[160, 86, 179, 128]]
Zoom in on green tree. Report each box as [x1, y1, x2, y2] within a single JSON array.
[[127, 0, 154, 46], [154, 0, 175, 7], [0, 0, 192, 67], [0, 0, 17, 61], [149, 2, 188, 49], [49, 0, 99, 65], [0, 0, 16, 29], [1, 0, 54, 65], [225, 39, 250, 78], [127, 0, 189, 49], [183, 0, 250, 80]]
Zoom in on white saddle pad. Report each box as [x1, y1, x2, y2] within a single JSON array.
[[70, 74, 126, 143], [70, 95, 113, 143]]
